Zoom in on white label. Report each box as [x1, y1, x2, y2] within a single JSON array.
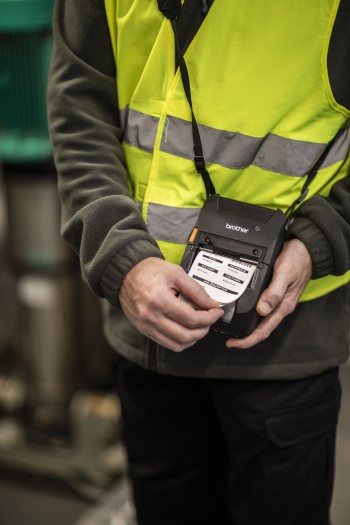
[[188, 251, 256, 305]]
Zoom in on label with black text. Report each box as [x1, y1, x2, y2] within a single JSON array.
[[188, 251, 256, 304]]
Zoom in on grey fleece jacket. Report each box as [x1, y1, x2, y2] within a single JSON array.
[[47, 0, 350, 379]]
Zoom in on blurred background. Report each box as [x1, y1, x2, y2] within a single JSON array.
[[0, 1, 349, 524], [0, 1, 135, 524]]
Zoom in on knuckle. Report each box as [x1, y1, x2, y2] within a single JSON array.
[[185, 316, 197, 330], [177, 331, 195, 346], [171, 340, 192, 352], [269, 290, 284, 304], [258, 330, 271, 342], [192, 281, 208, 297], [283, 299, 296, 316], [195, 281, 206, 292], [170, 344, 184, 353], [142, 290, 163, 311], [176, 328, 207, 348], [137, 303, 153, 323]]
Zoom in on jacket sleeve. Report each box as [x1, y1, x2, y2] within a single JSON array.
[[47, 0, 163, 307], [288, 0, 350, 280], [288, 172, 350, 279]]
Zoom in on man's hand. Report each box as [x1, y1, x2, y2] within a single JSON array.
[[119, 257, 224, 352], [226, 238, 313, 349]]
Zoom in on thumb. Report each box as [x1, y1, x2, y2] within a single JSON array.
[[256, 272, 289, 316]]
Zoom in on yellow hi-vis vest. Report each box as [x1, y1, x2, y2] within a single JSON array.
[[104, 0, 350, 302]]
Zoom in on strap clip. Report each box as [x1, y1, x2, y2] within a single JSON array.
[[194, 155, 206, 174]]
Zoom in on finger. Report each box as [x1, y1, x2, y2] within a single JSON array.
[[256, 266, 290, 316], [226, 310, 284, 348], [257, 240, 312, 317], [176, 274, 221, 310], [155, 322, 212, 352], [151, 297, 221, 341], [166, 295, 224, 328], [137, 284, 223, 329], [227, 287, 300, 349], [139, 316, 213, 352], [125, 290, 222, 351]]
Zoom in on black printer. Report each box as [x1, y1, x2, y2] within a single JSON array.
[[181, 194, 287, 337]]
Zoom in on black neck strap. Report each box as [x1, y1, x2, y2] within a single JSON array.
[[158, 0, 336, 217], [158, 0, 215, 197], [285, 135, 338, 217]]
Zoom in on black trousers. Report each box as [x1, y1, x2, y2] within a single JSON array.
[[115, 356, 341, 525]]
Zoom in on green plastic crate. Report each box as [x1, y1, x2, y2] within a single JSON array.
[[0, 0, 55, 162]]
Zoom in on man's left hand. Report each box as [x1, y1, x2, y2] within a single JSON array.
[[226, 238, 313, 349]]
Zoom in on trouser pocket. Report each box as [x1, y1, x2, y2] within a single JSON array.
[[264, 386, 340, 525]]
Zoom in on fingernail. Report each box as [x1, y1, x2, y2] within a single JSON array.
[[258, 300, 272, 315]]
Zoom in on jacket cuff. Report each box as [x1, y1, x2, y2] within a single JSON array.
[[288, 217, 334, 279], [100, 240, 164, 307]]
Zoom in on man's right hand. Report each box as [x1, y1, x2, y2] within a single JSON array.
[[119, 257, 224, 352]]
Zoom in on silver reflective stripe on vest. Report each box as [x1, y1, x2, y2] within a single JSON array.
[[121, 108, 350, 177], [320, 126, 350, 169], [162, 115, 325, 177], [123, 108, 158, 153], [147, 203, 200, 243]]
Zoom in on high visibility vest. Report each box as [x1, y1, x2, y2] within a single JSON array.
[[104, 0, 350, 301]]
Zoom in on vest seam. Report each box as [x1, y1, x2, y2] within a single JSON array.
[[142, 31, 183, 225]]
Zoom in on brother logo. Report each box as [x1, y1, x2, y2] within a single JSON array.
[[226, 223, 249, 233]]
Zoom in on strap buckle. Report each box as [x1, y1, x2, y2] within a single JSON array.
[[194, 155, 206, 174]]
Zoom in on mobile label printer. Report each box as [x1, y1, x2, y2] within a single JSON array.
[[181, 195, 287, 338]]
